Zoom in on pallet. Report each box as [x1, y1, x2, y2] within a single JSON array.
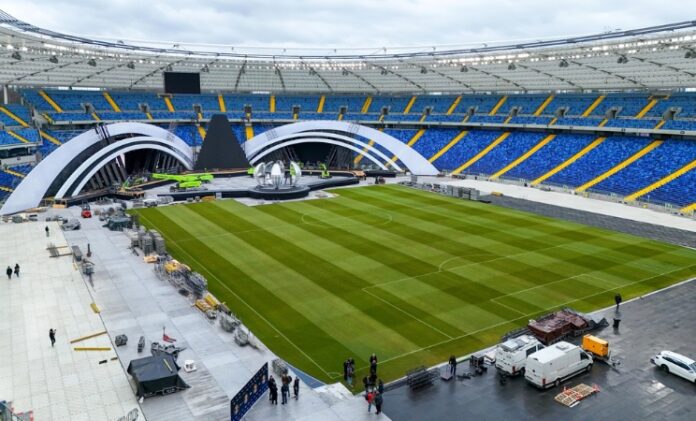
[[554, 383, 599, 407]]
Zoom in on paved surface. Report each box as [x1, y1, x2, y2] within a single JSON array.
[[58, 205, 388, 421], [423, 177, 696, 233], [0, 221, 141, 421], [484, 195, 696, 248], [384, 279, 696, 421]]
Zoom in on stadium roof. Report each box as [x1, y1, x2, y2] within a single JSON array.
[[1, 10, 696, 93]]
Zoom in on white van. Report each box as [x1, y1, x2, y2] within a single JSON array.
[[524, 341, 593, 389], [495, 335, 544, 376]]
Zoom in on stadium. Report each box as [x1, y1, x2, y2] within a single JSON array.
[[0, 4, 695, 421]]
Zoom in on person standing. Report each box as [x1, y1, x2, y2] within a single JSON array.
[[614, 293, 623, 310], [45, 226, 50, 237], [269, 378, 278, 405], [343, 359, 348, 381], [362, 376, 369, 393], [14, 263, 20, 278], [374, 391, 383, 415], [281, 380, 289, 405], [268, 376, 276, 402], [293, 376, 299, 400], [346, 360, 354, 388], [366, 390, 375, 413], [449, 355, 458, 376], [49, 329, 56, 347], [377, 379, 384, 395], [6, 266, 12, 280]]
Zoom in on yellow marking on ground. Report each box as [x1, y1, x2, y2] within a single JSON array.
[[428, 131, 468, 163], [491, 135, 556, 179], [581, 95, 604, 117], [625, 159, 696, 201], [576, 141, 663, 192], [452, 132, 510, 175], [534, 95, 554, 116], [489, 96, 507, 116], [532, 137, 606, 185]]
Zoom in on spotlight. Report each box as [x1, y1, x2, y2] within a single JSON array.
[[380, 69, 388, 75], [126, 61, 135, 69], [507, 62, 516, 70], [202, 64, 210, 73], [87, 58, 97, 67], [342, 69, 349, 76], [11, 51, 21, 60], [685, 50, 696, 59], [460, 65, 468, 72], [49, 55, 58, 64], [559, 59, 569, 68], [617, 55, 628, 64]]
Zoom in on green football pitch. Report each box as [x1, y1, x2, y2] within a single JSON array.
[[132, 184, 696, 384]]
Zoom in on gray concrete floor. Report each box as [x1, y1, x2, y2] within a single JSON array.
[[383, 279, 696, 421]]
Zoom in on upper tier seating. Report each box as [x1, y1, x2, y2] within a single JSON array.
[[592, 93, 650, 117]]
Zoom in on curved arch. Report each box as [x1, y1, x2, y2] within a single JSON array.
[[1, 123, 193, 215], [251, 138, 389, 170], [248, 131, 399, 171], [56, 137, 193, 198], [245, 121, 438, 175]]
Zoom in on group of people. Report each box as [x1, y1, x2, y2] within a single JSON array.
[[356, 353, 385, 415], [5, 264, 20, 280], [268, 373, 299, 405]]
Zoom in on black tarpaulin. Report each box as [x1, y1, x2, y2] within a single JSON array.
[[127, 353, 189, 397]]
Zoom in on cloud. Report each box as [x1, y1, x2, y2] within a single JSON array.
[[2, 0, 696, 49]]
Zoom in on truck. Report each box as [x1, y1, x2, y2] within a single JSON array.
[[524, 341, 593, 389], [495, 334, 544, 376]]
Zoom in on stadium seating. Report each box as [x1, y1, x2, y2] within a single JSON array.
[[592, 93, 650, 117], [467, 132, 546, 175], [649, 168, 696, 207], [547, 136, 653, 188], [543, 94, 597, 116], [505, 134, 597, 180], [497, 94, 548, 115], [410, 95, 458, 114], [411, 129, 462, 159], [433, 130, 502, 171], [321, 95, 365, 113]]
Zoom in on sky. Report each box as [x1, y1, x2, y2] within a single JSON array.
[[3, 0, 696, 50]]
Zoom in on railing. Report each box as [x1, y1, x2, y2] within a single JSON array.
[[0, 401, 24, 421]]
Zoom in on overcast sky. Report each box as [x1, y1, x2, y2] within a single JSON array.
[[3, 0, 696, 50]]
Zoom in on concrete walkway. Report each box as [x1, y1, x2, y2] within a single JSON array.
[[0, 221, 141, 421]]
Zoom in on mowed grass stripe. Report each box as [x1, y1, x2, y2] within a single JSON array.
[[136, 208, 357, 377], [189, 202, 453, 348]]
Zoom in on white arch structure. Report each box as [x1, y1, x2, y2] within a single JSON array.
[[245, 121, 438, 175], [1, 123, 193, 215]]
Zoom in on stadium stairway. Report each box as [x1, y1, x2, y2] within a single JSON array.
[[103, 91, 121, 112], [38, 90, 63, 112], [317, 95, 326, 113], [39, 130, 62, 145], [6, 130, 31, 144], [624, 159, 696, 201], [218, 94, 226, 112], [163, 96, 175, 112], [389, 129, 425, 163], [403, 96, 417, 114], [270, 95, 276, 112], [533, 95, 554, 116], [489, 96, 507, 115], [490, 134, 556, 179], [451, 132, 510, 175], [245, 125, 254, 141], [197, 125, 207, 141], [429, 131, 468, 163], [2, 168, 25, 178], [361, 96, 371, 113], [581, 95, 605, 117], [354, 128, 383, 165], [446, 96, 462, 115], [0, 106, 30, 127], [575, 140, 663, 192], [531, 137, 606, 185], [682, 203, 696, 213], [635, 98, 658, 118]]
